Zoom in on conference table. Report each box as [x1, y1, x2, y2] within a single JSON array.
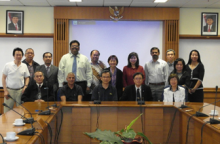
[[0, 101, 220, 144]]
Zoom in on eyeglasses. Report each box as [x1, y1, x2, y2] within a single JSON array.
[[71, 45, 79, 48], [102, 76, 110, 79], [26, 52, 34, 55]]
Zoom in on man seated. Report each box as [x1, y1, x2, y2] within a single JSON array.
[[91, 70, 117, 101], [163, 73, 186, 102], [121, 72, 153, 101], [59, 72, 83, 102], [22, 71, 54, 102]]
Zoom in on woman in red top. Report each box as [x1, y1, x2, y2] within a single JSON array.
[[123, 52, 145, 88]]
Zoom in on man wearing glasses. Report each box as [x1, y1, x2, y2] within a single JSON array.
[[22, 48, 39, 84], [58, 40, 92, 100], [91, 70, 117, 101]]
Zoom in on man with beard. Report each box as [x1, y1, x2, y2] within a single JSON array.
[[166, 49, 175, 75], [144, 47, 169, 101], [35, 52, 59, 97]]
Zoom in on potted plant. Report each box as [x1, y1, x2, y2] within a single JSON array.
[[84, 113, 152, 144]]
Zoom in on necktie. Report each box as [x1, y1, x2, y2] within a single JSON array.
[[15, 24, 18, 30], [137, 88, 140, 101], [47, 67, 50, 76], [208, 25, 211, 32], [173, 93, 175, 102], [38, 84, 41, 99], [72, 55, 77, 81]]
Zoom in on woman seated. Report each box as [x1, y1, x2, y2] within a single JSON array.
[[163, 73, 186, 102]]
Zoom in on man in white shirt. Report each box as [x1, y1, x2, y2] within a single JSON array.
[[144, 47, 169, 101], [2, 47, 30, 113], [166, 49, 175, 75], [58, 40, 92, 101]]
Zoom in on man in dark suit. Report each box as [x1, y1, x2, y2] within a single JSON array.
[[21, 71, 54, 102], [121, 72, 153, 101], [35, 52, 59, 95], [203, 17, 216, 32], [8, 14, 21, 31]]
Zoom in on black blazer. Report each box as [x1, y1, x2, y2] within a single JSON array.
[[8, 23, 21, 31], [21, 83, 54, 102], [203, 25, 216, 32], [35, 65, 59, 92], [105, 67, 123, 99], [121, 85, 153, 101]]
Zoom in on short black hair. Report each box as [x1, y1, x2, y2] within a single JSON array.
[[43, 52, 52, 58], [187, 49, 202, 65], [168, 73, 179, 85], [13, 47, 24, 56], [34, 71, 44, 77], [133, 72, 144, 79], [69, 40, 80, 47], [206, 17, 213, 20], [107, 55, 118, 65], [150, 47, 160, 53], [173, 58, 186, 73], [100, 70, 112, 77], [127, 52, 139, 68], [90, 50, 100, 56]]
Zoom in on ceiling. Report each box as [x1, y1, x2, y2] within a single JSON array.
[[0, 0, 220, 8]]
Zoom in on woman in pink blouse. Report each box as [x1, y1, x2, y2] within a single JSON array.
[[123, 52, 145, 88]]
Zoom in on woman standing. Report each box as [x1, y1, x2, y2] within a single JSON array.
[[105, 55, 123, 100], [123, 52, 145, 88], [186, 50, 205, 102]]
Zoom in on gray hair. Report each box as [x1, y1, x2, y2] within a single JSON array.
[[166, 49, 175, 55]]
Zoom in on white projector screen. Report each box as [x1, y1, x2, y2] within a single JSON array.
[[69, 20, 163, 71], [0, 38, 53, 87]]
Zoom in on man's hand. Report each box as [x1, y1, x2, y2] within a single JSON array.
[[22, 86, 27, 94], [4, 91, 9, 100], [86, 87, 90, 94], [34, 99, 45, 102]]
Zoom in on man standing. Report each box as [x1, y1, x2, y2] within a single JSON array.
[[58, 40, 92, 101], [90, 50, 106, 91], [21, 71, 54, 102], [121, 72, 153, 101], [91, 70, 117, 101], [59, 72, 83, 102], [22, 48, 39, 84], [35, 52, 58, 96], [8, 14, 21, 31], [144, 47, 169, 101], [2, 48, 30, 113], [166, 49, 175, 74]]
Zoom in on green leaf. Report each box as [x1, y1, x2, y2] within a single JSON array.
[[84, 129, 123, 144], [122, 129, 136, 139], [126, 113, 142, 131], [137, 132, 153, 144], [100, 141, 115, 144]]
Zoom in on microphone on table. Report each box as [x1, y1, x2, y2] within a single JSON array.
[[209, 86, 220, 124], [7, 95, 34, 123], [138, 89, 145, 105], [38, 81, 51, 115], [2, 103, 35, 135]]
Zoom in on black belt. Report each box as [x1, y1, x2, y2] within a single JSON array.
[[149, 82, 165, 85], [7, 87, 24, 90]]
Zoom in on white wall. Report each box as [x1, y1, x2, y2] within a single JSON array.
[[180, 8, 220, 35], [0, 6, 54, 33]]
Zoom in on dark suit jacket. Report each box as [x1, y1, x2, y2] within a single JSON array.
[[105, 67, 123, 100], [203, 25, 216, 32], [35, 65, 59, 92], [8, 23, 21, 31], [21, 83, 54, 102], [121, 85, 153, 101]]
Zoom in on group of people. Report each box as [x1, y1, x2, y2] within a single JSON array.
[[2, 40, 205, 113]]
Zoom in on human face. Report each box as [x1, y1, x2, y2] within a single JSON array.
[[108, 58, 117, 68], [175, 61, 183, 73], [207, 18, 213, 25], [91, 51, 100, 63], [167, 51, 175, 63], [14, 51, 23, 62], [34, 72, 44, 84], [129, 56, 137, 66], [70, 42, 80, 55], [191, 51, 198, 62], [101, 73, 111, 85], [133, 74, 143, 87], [12, 17, 18, 24], [151, 49, 159, 60], [43, 53, 52, 65], [25, 49, 34, 61], [170, 77, 178, 87], [66, 73, 75, 85]]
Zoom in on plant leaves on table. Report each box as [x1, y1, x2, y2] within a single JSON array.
[[84, 129, 123, 144], [126, 113, 142, 131], [137, 132, 153, 144], [122, 129, 136, 139], [100, 141, 115, 144]]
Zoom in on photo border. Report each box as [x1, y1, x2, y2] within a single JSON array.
[[6, 10, 24, 34], [201, 12, 218, 36]]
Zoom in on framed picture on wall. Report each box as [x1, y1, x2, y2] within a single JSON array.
[[201, 12, 218, 36], [6, 10, 24, 34]]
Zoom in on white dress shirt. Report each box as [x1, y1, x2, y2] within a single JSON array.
[[58, 53, 92, 87], [144, 59, 169, 86]]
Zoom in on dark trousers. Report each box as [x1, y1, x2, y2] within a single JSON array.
[[188, 89, 204, 102]]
